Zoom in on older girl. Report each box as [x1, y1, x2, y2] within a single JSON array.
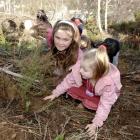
[[43, 20, 83, 99]]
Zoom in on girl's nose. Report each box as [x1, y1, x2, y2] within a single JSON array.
[[58, 39, 64, 44], [79, 69, 82, 74]]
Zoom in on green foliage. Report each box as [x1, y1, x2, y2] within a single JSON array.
[[121, 43, 129, 50], [18, 46, 42, 112], [65, 131, 89, 140], [134, 11, 140, 22], [0, 37, 43, 112], [85, 16, 101, 41], [109, 11, 140, 36], [54, 134, 64, 140], [0, 33, 5, 44]]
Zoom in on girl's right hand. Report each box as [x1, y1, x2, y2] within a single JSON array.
[[43, 94, 57, 101]]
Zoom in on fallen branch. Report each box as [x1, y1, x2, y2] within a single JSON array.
[[0, 67, 39, 83], [0, 67, 46, 93], [121, 70, 140, 77]]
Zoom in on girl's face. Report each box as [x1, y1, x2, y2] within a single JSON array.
[[80, 63, 93, 79], [54, 29, 73, 51]]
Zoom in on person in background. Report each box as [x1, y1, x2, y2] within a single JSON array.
[[36, 9, 52, 27], [80, 35, 91, 51], [31, 9, 53, 50], [1, 19, 19, 45], [44, 45, 122, 137], [71, 17, 84, 35]]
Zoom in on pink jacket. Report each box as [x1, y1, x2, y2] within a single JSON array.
[[52, 48, 83, 96], [45, 28, 53, 48], [53, 61, 122, 127], [92, 63, 122, 127]]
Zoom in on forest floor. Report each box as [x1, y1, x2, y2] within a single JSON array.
[[0, 46, 139, 140]]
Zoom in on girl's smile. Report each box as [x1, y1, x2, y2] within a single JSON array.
[[54, 29, 73, 51]]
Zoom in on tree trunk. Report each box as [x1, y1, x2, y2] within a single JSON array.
[[105, 0, 111, 33], [97, 0, 103, 33]]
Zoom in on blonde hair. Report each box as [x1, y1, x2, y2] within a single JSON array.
[[82, 45, 109, 81]]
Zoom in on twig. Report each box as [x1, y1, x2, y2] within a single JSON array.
[[0, 67, 24, 78], [48, 127, 52, 140], [34, 112, 42, 135], [0, 67, 39, 83], [118, 126, 133, 136], [21, 128, 42, 137], [0, 67, 45, 92], [0, 116, 34, 130], [43, 123, 48, 140], [0, 116, 41, 137], [3, 64, 13, 69], [93, 127, 99, 140], [61, 117, 71, 134], [7, 115, 24, 119], [121, 70, 140, 76], [3, 98, 14, 113]]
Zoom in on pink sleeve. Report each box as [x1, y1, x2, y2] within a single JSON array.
[[46, 28, 53, 48], [52, 71, 79, 97], [52, 48, 83, 97], [92, 85, 120, 127]]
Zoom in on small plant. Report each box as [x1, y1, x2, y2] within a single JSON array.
[[18, 45, 42, 112], [0, 32, 5, 45], [54, 134, 65, 140], [134, 11, 140, 22], [65, 131, 90, 140]]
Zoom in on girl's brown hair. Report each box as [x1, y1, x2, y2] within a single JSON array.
[[52, 20, 80, 72], [82, 45, 109, 81]]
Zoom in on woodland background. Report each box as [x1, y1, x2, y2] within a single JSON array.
[[0, 0, 139, 140]]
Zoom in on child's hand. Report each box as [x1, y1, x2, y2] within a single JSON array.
[[85, 123, 97, 137], [43, 94, 57, 101]]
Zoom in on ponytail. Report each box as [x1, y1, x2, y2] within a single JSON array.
[[98, 45, 107, 51], [94, 45, 109, 80]]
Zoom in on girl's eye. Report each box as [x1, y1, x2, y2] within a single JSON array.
[[55, 36, 70, 42], [64, 39, 69, 41], [55, 36, 60, 39]]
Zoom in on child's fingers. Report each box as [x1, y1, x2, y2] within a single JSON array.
[[85, 124, 90, 129], [50, 96, 56, 101], [43, 96, 52, 100], [86, 129, 95, 138], [86, 128, 92, 134], [88, 131, 95, 137], [85, 124, 96, 137]]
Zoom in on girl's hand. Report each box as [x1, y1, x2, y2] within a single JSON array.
[[43, 94, 57, 101], [85, 123, 97, 137]]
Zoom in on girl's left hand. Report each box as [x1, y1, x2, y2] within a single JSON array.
[[85, 123, 97, 137]]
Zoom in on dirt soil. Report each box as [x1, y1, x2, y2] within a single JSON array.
[[0, 48, 140, 140]]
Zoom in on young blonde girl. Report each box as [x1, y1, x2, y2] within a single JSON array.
[[72, 46, 121, 135], [44, 43, 122, 137]]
